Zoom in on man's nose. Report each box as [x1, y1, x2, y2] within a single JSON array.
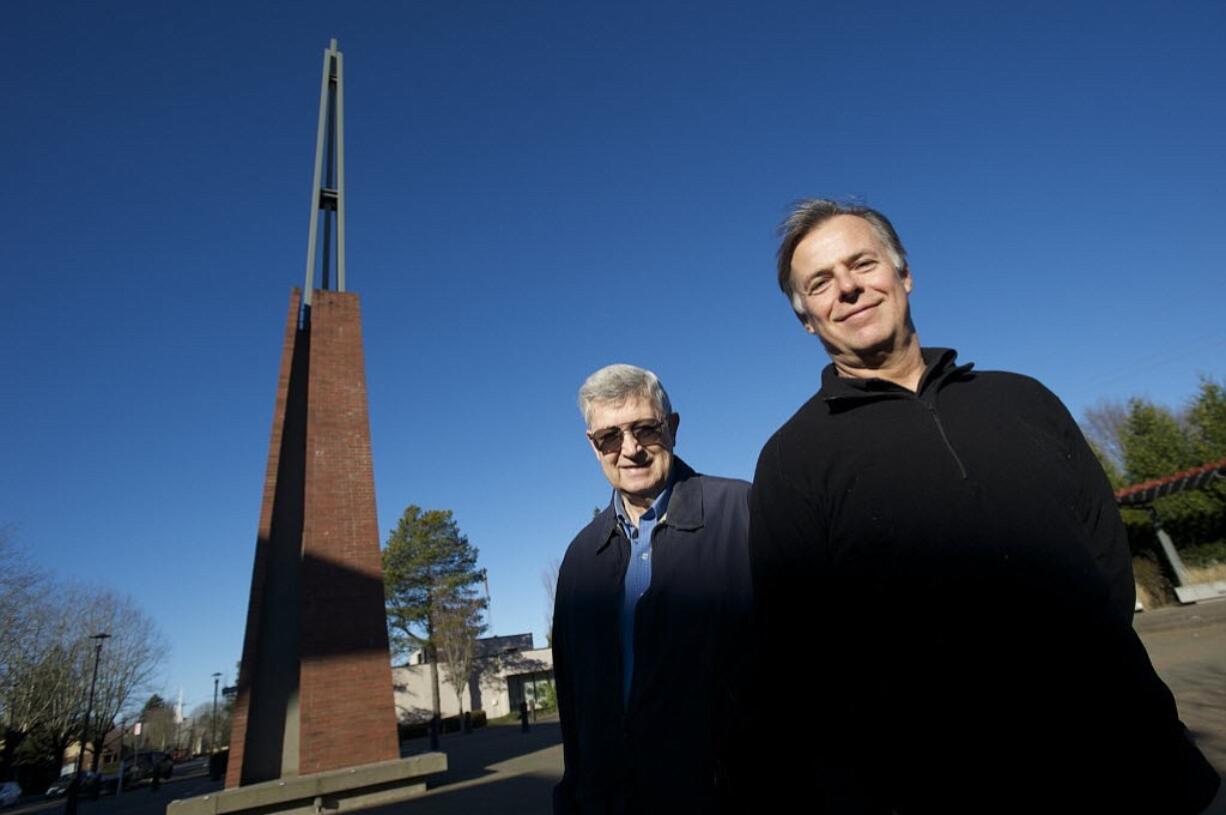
[[835, 269, 861, 298], [618, 428, 645, 457]]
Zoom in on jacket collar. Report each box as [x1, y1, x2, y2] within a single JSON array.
[[820, 347, 972, 404], [596, 457, 702, 553]]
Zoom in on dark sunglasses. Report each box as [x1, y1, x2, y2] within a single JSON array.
[[588, 420, 668, 455]]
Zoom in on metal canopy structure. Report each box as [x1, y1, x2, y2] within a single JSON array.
[[303, 38, 346, 307], [1114, 458, 1226, 507], [1115, 457, 1226, 605]]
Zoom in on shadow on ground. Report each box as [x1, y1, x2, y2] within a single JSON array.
[[401, 720, 562, 788]]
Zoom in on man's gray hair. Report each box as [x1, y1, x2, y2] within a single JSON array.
[[776, 199, 908, 317], [578, 364, 673, 427]]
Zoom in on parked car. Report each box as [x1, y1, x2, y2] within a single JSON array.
[[44, 774, 73, 799], [0, 781, 22, 808], [125, 752, 173, 784], [45, 772, 108, 799]]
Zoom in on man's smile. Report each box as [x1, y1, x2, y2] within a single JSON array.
[[835, 301, 881, 323]]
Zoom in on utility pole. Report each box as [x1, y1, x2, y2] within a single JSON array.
[[210, 673, 222, 753], [65, 633, 109, 815]]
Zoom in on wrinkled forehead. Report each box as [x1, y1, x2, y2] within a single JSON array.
[[585, 393, 663, 430]]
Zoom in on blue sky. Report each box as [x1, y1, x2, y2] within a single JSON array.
[[4, 1, 1224, 714]]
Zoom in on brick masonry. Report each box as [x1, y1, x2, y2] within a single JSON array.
[[227, 289, 399, 787]]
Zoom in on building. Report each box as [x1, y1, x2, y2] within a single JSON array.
[[392, 634, 554, 721]]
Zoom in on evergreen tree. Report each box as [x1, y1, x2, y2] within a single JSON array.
[[1187, 376, 1226, 462], [382, 506, 485, 742]]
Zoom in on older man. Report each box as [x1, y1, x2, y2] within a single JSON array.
[[552, 364, 752, 814], [750, 200, 1219, 813]]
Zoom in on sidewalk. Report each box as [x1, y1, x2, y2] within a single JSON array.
[[11, 604, 1222, 815], [380, 718, 563, 815]]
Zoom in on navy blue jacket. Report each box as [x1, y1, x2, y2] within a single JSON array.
[[552, 459, 752, 814]]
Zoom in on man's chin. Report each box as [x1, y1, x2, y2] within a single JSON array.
[[621, 479, 664, 502]]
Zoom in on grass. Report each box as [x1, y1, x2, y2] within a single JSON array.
[[1184, 562, 1226, 584]]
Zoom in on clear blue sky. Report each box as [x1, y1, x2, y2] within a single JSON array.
[[4, 0, 1224, 715]]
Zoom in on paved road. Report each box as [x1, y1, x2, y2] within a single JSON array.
[[8, 604, 1223, 815], [1135, 597, 1226, 792]]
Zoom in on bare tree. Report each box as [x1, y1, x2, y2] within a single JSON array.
[[189, 698, 233, 753], [1082, 399, 1129, 473], [0, 536, 168, 780], [434, 599, 486, 725], [6, 607, 92, 775], [137, 695, 178, 751], [0, 532, 76, 778], [541, 557, 561, 647], [80, 591, 168, 770], [0, 529, 47, 709]]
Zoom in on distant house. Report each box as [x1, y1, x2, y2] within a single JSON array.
[[393, 633, 553, 722]]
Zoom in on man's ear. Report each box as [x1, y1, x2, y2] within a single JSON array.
[[668, 412, 680, 441], [901, 264, 913, 294], [586, 434, 604, 461]]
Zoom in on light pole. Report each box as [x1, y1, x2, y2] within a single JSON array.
[[210, 673, 222, 753], [65, 632, 109, 815]]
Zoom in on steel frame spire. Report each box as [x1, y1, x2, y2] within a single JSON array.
[[303, 38, 346, 307]]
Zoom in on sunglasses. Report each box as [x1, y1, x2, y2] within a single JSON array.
[[587, 419, 668, 455]]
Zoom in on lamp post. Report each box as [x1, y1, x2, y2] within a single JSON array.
[[65, 632, 109, 815], [210, 673, 222, 753]]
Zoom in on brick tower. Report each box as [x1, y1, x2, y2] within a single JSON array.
[[226, 40, 400, 787]]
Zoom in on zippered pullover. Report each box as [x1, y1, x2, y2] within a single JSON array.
[[749, 348, 1218, 814]]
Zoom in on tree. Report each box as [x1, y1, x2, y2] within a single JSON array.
[[383, 506, 486, 742], [1, 605, 89, 784], [1121, 398, 1199, 484], [541, 557, 561, 647], [1187, 376, 1226, 462], [75, 590, 168, 771], [1082, 400, 1128, 488], [0, 539, 94, 786], [136, 694, 178, 751], [1086, 387, 1226, 581], [189, 697, 233, 753], [433, 598, 486, 728], [0, 534, 168, 786]]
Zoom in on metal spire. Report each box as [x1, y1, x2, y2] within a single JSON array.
[[303, 38, 346, 307]]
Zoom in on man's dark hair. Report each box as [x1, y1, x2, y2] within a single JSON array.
[[775, 199, 908, 316]]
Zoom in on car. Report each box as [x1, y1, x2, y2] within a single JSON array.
[[45, 772, 110, 800], [0, 781, 22, 808], [125, 752, 173, 785], [44, 775, 72, 799]]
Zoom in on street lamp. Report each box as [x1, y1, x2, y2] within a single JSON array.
[[65, 632, 109, 815], [210, 673, 222, 753]]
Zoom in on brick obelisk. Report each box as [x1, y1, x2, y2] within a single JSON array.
[[226, 39, 399, 787]]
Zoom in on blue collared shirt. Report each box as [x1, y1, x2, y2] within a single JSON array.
[[614, 477, 673, 708]]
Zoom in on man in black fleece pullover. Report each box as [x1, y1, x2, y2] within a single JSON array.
[[749, 199, 1219, 814]]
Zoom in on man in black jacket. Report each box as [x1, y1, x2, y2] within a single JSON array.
[[553, 364, 752, 814], [750, 199, 1220, 813]]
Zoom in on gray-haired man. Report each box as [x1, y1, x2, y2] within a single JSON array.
[[552, 364, 753, 814]]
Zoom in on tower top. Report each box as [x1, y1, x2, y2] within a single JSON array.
[[303, 39, 346, 307]]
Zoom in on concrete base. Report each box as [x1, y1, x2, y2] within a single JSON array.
[[1175, 580, 1226, 604], [167, 754, 447, 815]]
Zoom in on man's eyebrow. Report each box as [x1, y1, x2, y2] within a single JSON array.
[[800, 249, 878, 280]]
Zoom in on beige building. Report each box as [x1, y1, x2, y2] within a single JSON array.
[[392, 635, 554, 722]]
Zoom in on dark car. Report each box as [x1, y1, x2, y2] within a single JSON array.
[[1, 781, 22, 808], [126, 752, 173, 784], [44, 772, 105, 799]]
